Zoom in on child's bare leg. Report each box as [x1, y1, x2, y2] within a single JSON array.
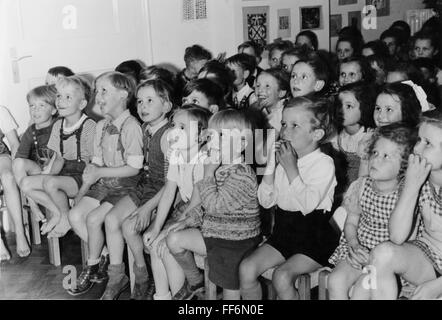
[[328, 260, 363, 300], [86, 202, 113, 263], [239, 244, 285, 300], [105, 196, 137, 265], [162, 250, 186, 295], [0, 157, 29, 257], [370, 242, 437, 300], [21, 175, 63, 234], [69, 197, 100, 242], [350, 274, 371, 300], [167, 228, 206, 288], [223, 289, 241, 300], [122, 217, 146, 267], [272, 254, 321, 300], [0, 237, 11, 261], [43, 176, 79, 237], [150, 249, 172, 297]]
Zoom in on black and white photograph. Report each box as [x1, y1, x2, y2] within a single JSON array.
[[1, 0, 442, 307], [300, 6, 323, 30]]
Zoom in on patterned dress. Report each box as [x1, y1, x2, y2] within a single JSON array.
[[411, 181, 442, 274], [329, 177, 400, 266]]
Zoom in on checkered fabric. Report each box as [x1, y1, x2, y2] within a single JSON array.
[[329, 177, 399, 265]]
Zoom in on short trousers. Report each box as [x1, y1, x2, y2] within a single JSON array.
[[59, 160, 86, 189], [85, 175, 140, 206]]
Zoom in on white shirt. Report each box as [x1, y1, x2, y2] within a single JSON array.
[[233, 84, 257, 106], [330, 126, 371, 156], [146, 118, 168, 136], [167, 149, 207, 202], [258, 148, 337, 215], [0, 105, 19, 136]]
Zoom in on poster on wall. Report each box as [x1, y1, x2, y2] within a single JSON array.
[[366, 0, 390, 17], [330, 14, 342, 37], [348, 11, 361, 30], [277, 8, 291, 38], [242, 6, 269, 46], [300, 6, 322, 30]]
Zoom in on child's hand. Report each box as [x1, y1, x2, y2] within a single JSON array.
[[143, 224, 160, 248], [82, 164, 101, 185], [134, 206, 153, 233], [411, 280, 442, 300], [276, 141, 298, 176], [405, 154, 432, 189], [347, 243, 369, 269], [166, 219, 188, 235], [153, 232, 169, 259]]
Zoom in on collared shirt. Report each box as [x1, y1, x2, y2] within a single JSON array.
[[258, 148, 337, 215], [167, 149, 207, 202], [92, 109, 143, 169], [232, 84, 257, 108], [330, 126, 372, 157], [146, 118, 169, 137]]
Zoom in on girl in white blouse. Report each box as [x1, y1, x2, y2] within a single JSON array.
[[240, 96, 340, 300]]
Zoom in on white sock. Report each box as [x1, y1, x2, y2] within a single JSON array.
[[101, 246, 109, 256], [153, 291, 172, 300]]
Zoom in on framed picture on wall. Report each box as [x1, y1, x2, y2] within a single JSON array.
[[242, 6, 270, 47], [330, 14, 342, 37], [348, 11, 361, 31], [365, 0, 390, 17], [277, 8, 291, 38], [300, 6, 322, 30], [338, 0, 357, 5]]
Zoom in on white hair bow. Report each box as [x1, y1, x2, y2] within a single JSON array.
[[401, 80, 434, 112]]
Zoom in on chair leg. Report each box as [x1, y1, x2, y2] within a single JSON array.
[[318, 270, 330, 300], [298, 274, 311, 300], [30, 210, 41, 245], [48, 237, 61, 266], [204, 257, 217, 300], [128, 244, 135, 293]]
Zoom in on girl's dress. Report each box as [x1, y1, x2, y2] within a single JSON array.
[[329, 176, 400, 266], [411, 181, 442, 275]]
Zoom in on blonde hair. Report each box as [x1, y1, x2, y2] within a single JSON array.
[[27, 85, 57, 107], [95, 71, 136, 104], [56, 75, 92, 103]]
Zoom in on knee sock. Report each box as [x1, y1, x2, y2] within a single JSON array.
[[171, 250, 203, 286], [107, 263, 126, 284], [241, 282, 262, 300], [133, 264, 149, 284], [153, 291, 172, 300]]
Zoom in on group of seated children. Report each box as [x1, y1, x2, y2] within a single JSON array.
[[1, 17, 442, 300]]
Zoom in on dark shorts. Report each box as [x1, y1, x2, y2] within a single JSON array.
[[128, 175, 164, 207], [85, 175, 140, 206], [59, 160, 86, 189], [204, 236, 261, 290], [266, 207, 339, 267]]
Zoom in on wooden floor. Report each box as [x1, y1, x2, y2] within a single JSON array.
[[0, 231, 131, 300]]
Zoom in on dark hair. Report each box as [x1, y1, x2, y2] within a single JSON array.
[[380, 28, 402, 44], [337, 35, 363, 57], [115, 60, 143, 84], [339, 57, 375, 83], [367, 122, 418, 180], [411, 58, 438, 79], [47, 66, 74, 77], [338, 26, 364, 43], [268, 40, 293, 57], [413, 31, 440, 52], [95, 71, 136, 104], [378, 82, 422, 127], [282, 46, 312, 64], [293, 53, 332, 94], [366, 54, 395, 85], [226, 53, 256, 75], [184, 44, 212, 65], [284, 96, 333, 143], [182, 78, 226, 108], [140, 66, 175, 85], [199, 60, 234, 97], [387, 61, 424, 86], [258, 68, 290, 93], [334, 81, 376, 132], [136, 79, 175, 106], [296, 30, 319, 51], [238, 41, 263, 58], [420, 16, 441, 35], [362, 40, 390, 57], [390, 20, 411, 44], [27, 85, 57, 107]]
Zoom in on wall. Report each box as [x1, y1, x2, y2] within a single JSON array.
[[233, 0, 330, 51], [329, 0, 425, 51]]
